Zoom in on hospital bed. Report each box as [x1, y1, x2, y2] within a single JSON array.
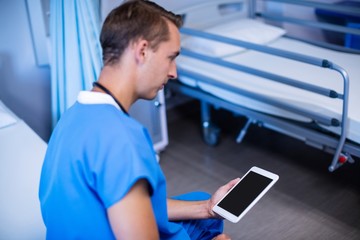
[[0, 100, 46, 239], [168, 0, 360, 171]]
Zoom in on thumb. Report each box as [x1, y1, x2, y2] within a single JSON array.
[[224, 178, 240, 191]]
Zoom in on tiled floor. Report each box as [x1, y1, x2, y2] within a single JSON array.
[[160, 102, 360, 240]]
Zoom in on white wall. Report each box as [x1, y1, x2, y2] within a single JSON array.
[[152, 0, 208, 11], [101, 0, 208, 19], [102, 0, 338, 44], [0, 0, 51, 141]]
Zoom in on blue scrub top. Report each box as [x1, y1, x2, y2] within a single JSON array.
[[39, 102, 190, 239]]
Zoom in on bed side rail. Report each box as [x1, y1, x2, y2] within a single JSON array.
[[253, 0, 360, 19], [179, 26, 350, 171], [251, 0, 360, 53]]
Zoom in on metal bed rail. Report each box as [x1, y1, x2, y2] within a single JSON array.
[[251, 0, 360, 51], [179, 25, 352, 171], [177, 55, 342, 127]]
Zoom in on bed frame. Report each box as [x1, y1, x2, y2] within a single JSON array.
[[169, 0, 360, 171]]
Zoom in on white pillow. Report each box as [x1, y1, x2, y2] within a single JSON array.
[[182, 19, 286, 58], [0, 102, 17, 128]]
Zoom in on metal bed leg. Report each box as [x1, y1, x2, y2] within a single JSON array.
[[328, 63, 351, 172], [329, 152, 355, 172], [236, 118, 254, 143], [201, 101, 220, 146]]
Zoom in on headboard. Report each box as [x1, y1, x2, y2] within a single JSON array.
[[175, 0, 250, 29]]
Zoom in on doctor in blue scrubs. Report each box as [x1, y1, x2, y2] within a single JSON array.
[[39, 1, 237, 239]]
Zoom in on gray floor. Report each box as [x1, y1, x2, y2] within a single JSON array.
[[160, 102, 360, 240]]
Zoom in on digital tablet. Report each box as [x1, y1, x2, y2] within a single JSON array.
[[213, 166, 279, 223]]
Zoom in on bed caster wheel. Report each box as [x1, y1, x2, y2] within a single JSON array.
[[202, 121, 220, 146], [329, 153, 355, 172], [337, 153, 354, 164], [338, 155, 347, 164]]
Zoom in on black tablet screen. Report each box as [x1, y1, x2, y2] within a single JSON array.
[[218, 171, 273, 216]]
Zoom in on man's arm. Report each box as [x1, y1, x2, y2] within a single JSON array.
[[167, 198, 211, 221], [107, 179, 159, 240], [167, 178, 240, 221]]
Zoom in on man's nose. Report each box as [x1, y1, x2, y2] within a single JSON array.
[[168, 62, 177, 79]]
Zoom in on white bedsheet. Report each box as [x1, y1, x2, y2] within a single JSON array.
[[177, 37, 360, 144], [0, 101, 47, 239]]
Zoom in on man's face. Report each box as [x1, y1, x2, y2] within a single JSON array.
[[138, 21, 181, 100]]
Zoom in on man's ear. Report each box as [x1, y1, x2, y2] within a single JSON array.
[[134, 39, 149, 64]]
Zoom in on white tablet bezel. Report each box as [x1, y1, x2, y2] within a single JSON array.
[[213, 166, 279, 223]]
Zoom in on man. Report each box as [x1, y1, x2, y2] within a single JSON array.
[[39, 1, 236, 239]]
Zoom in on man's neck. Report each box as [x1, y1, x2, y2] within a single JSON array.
[[93, 66, 137, 112]]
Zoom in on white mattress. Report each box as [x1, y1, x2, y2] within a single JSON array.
[[177, 37, 360, 144], [0, 101, 47, 239]]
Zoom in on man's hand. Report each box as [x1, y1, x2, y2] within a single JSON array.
[[213, 233, 232, 240], [208, 178, 240, 218]]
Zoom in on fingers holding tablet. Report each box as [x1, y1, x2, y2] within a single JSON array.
[[213, 166, 279, 223]]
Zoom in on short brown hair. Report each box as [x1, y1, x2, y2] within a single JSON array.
[[100, 0, 183, 66]]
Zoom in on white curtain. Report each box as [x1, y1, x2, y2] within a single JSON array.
[[50, 0, 103, 127]]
